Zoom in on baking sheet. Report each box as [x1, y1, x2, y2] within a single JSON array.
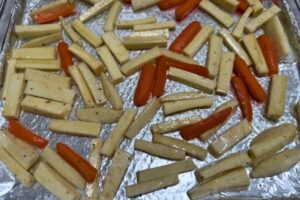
[[0, 0, 300, 199]]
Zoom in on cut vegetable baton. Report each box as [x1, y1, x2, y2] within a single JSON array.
[[58, 41, 73, 76]]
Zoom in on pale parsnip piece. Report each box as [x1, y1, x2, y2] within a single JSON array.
[[150, 116, 202, 135], [100, 149, 132, 200], [183, 26, 213, 57], [232, 8, 253, 40], [11, 47, 57, 60], [199, 0, 235, 28], [21, 33, 62, 48], [49, 119, 101, 137], [247, 0, 263, 13], [121, 47, 162, 76], [133, 21, 176, 31], [30, 0, 69, 15], [160, 49, 198, 65], [126, 175, 179, 198], [100, 73, 124, 110], [77, 107, 123, 124], [102, 32, 130, 64], [79, 0, 115, 22], [245, 4, 281, 33], [137, 159, 196, 182], [103, 1, 122, 32], [219, 28, 252, 66], [3, 73, 25, 119], [116, 17, 157, 29], [168, 67, 216, 93], [153, 134, 207, 160], [162, 97, 214, 116], [131, 0, 159, 11], [266, 75, 288, 120], [78, 62, 107, 105], [160, 92, 203, 103], [41, 146, 86, 189], [216, 52, 235, 95], [0, 148, 35, 187], [195, 152, 251, 182], [125, 98, 161, 139], [24, 81, 75, 104], [206, 35, 223, 78], [210, 0, 239, 12], [2, 59, 16, 100], [21, 96, 72, 120], [251, 147, 300, 178], [60, 17, 82, 46], [134, 139, 186, 160], [96, 46, 124, 84], [188, 167, 249, 200], [72, 19, 103, 48], [68, 44, 104, 75], [14, 24, 61, 39], [34, 162, 80, 200], [243, 34, 269, 76], [209, 119, 253, 158], [15, 59, 60, 71], [101, 109, 136, 158]]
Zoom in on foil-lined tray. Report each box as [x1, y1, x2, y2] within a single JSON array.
[[0, 0, 300, 199]]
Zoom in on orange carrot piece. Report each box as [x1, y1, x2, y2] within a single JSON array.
[[169, 21, 201, 53], [231, 76, 253, 121], [56, 143, 98, 183], [58, 41, 74, 77], [33, 4, 76, 24], [180, 107, 233, 141], [158, 0, 186, 10], [237, 0, 250, 12], [134, 63, 156, 107], [8, 120, 48, 148], [257, 34, 279, 76], [175, 0, 200, 21], [152, 57, 168, 97], [234, 57, 267, 102]]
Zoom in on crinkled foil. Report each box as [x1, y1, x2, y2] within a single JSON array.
[[0, 0, 300, 199]]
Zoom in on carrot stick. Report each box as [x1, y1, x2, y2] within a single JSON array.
[[158, 0, 186, 10], [56, 143, 98, 183], [231, 76, 253, 121], [33, 4, 76, 24], [234, 57, 267, 102], [8, 120, 48, 148], [58, 41, 74, 77], [180, 107, 233, 141], [175, 0, 200, 21], [257, 34, 279, 76], [237, 0, 250, 12], [169, 21, 201, 53], [152, 57, 168, 97], [134, 63, 156, 107]]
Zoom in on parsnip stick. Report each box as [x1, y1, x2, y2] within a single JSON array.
[[79, 0, 115, 22], [14, 24, 61, 39], [210, 0, 239, 12], [15, 59, 60, 71], [41, 146, 86, 189], [81, 0, 100, 5], [116, 17, 157, 29], [208, 120, 253, 158], [100, 149, 132, 200], [134, 139, 186, 160], [133, 21, 176, 31], [161, 49, 198, 65], [72, 19, 103, 48], [131, 0, 159, 11], [247, 0, 263, 13], [68, 44, 104, 75], [59, 17, 82, 46], [34, 162, 80, 200], [21, 96, 72, 120], [21, 33, 62, 48], [11, 47, 57, 60], [121, 47, 162, 76], [216, 52, 235, 95], [162, 97, 214, 116], [68, 64, 95, 108], [137, 159, 196, 182], [3, 73, 25, 119], [168, 67, 216, 93], [100, 73, 124, 110], [232, 8, 253, 40], [49, 119, 101, 137], [103, 1, 122, 32], [206, 35, 223, 78], [77, 107, 123, 124], [101, 109, 136, 158], [160, 92, 203, 103], [30, 0, 69, 15], [153, 134, 207, 160], [2, 59, 16, 100], [126, 175, 179, 198], [0, 148, 35, 187], [245, 4, 281, 33], [266, 75, 288, 120], [125, 98, 161, 139], [195, 152, 251, 182]]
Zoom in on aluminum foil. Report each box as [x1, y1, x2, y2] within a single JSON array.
[[1, 0, 300, 199]]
